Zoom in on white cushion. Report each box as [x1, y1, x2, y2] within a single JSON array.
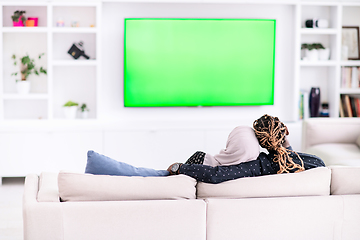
[[306, 143, 360, 166], [196, 167, 331, 199], [330, 166, 360, 195], [58, 171, 197, 201], [37, 172, 60, 202]]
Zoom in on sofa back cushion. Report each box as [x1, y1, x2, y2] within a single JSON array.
[[37, 172, 60, 202], [330, 166, 360, 195], [58, 171, 197, 202], [196, 167, 331, 199]]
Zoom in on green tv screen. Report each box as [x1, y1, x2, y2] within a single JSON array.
[[124, 18, 276, 107]]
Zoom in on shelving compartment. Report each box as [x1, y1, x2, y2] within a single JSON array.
[[52, 66, 96, 119], [300, 66, 338, 117], [2, 32, 48, 94], [300, 34, 338, 61], [300, 5, 338, 29], [2, 5, 47, 27], [3, 99, 48, 120], [52, 33, 96, 61], [52, 6, 96, 28]]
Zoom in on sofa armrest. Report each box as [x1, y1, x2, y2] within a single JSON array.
[[23, 174, 64, 240], [302, 118, 360, 151]]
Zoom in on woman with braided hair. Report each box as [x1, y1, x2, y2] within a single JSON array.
[[253, 114, 305, 174], [166, 114, 325, 183]]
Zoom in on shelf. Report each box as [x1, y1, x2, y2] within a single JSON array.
[[52, 60, 97, 66], [2, 27, 48, 33], [51, 27, 97, 33], [300, 28, 338, 35], [300, 60, 337, 66], [2, 94, 49, 100], [339, 89, 360, 94], [340, 61, 360, 66]]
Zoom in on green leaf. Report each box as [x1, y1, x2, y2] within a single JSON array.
[[34, 69, 39, 75], [21, 56, 31, 65], [11, 72, 18, 76], [40, 67, 47, 75]]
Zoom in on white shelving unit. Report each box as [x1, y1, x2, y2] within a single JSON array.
[[0, 2, 101, 120], [295, 2, 360, 119]]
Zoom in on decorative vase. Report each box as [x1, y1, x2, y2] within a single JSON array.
[[16, 81, 31, 94], [309, 87, 321, 117], [318, 48, 330, 60], [26, 20, 35, 27], [63, 106, 78, 119], [28, 17, 38, 26], [305, 49, 319, 61]]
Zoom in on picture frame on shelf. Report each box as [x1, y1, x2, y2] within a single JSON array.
[[342, 26, 360, 60]]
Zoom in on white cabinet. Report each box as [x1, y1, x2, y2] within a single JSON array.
[[0, 2, 101, 120], [0, 130, 103, 177]]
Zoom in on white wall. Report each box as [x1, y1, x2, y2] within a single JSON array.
[[101, 2, 296, 122]]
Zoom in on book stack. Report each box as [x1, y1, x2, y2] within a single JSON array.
[[341, 67, 360, 88], [340, 94, 360, 117]]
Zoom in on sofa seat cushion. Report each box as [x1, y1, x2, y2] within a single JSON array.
[[58, 171, 197, 202], [330, 166, 360, 195], [196, 167, 330, 199], [306, 143, 360, 166]]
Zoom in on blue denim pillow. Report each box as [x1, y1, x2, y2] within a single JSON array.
[[85, 150, 169, 177]]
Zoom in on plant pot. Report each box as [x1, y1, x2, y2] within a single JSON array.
[[12, 15, 24, 27], [318, 48, 330, 60], [16, 81, 31, 94], [305, 49, 319, 61], [63, 106, 78, 119], [81, 111, 88, 119]]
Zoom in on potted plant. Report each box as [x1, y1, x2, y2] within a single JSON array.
[[301, 43, 330, 61], [80, 103, 89, 119], [63, 101, 79, 119], [11, 53, 47, 94], [301, 43, 319, 61], [11, 10, 26, 27]]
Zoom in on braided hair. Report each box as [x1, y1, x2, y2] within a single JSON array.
[[253, 114, 304, 174]]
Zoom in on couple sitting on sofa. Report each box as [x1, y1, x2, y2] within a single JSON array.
[[86, 114, 325, 184]]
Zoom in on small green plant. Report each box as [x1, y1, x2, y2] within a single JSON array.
[[11, 10, 26, 24], [63, 101, 79, 107], [11, 53, 47, 82], [301, 43, 325, 50], [80, 103, 89, 112]]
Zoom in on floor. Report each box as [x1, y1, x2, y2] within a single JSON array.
[[0, 177, 24, 240]]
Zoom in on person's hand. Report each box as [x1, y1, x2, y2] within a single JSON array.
[[167, 163, 182, 175], [284, 125, 289, 135], [282, 135, 291, 148], [167, 163, 176, 172]]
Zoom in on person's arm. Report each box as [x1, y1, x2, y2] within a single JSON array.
[[168, 161, 262, 184]]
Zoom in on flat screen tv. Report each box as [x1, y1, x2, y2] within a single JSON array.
[[124, 18, 276, 107]]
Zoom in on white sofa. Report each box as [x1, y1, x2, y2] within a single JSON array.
[[302, 118, 360, 166], [23, 166, 360, 240]]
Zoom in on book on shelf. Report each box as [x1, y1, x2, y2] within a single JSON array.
[[341, 67, 360, 89], [340, 94, 360, 117], [299, 90, 309, 120]]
